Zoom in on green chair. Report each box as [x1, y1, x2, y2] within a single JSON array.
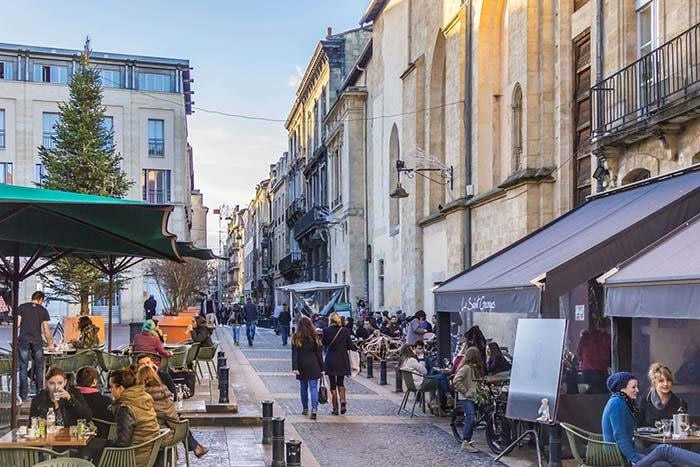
[[167, 347, 189, 373], [195, 343, 218, 380], [97, 428, 169, 467], [92, 417, 117, 440], [397, 370, 438, 418], [184, 343, 200, 383], [0, 356, 11, 391], [162, 419, 191, 467], [0, 390, 11, 430], [559, 422, 626, 467], [33, 458, 95, 467], [95, 351, 131, 388], [0, 446, 68, 467], [73, 350, 97, 370], [50, 354, 79, 383]]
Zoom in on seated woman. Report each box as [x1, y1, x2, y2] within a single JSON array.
[[30, 365, 92, 426], [638, 362, 688, 427], [189, 316, 213, 347], [75, 367, 114, 438], [72, 315, 100, 349], [136, 365, 209, 458], [485, 342, 511, 376], [133, 320, 173, 364], [398, 345, 451, 414], [602, 372, 700, 466]]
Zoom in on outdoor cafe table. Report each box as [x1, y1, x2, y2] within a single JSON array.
[[0, 427, 93, 447], [636, 433, 700, 445]]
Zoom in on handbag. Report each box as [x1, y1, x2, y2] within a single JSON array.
[[318, 376, 328, 404], [329, 328, 360, 377]]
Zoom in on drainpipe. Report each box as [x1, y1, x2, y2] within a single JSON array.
[[357, 63, 370, 306], [463, 0, 473, 269], [594, 0, 606, 192]]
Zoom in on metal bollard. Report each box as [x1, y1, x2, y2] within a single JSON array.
[[379, 360, 388, 385], [271, 417, 286, 467], [261, 400, 274, 445], [395, 368, 403, 393], [286, 439, 302, 467], [366, 355, 374, 378], [218, 367, 229, 403]]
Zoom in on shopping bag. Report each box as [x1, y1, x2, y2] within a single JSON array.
[[349, 350, 361, 377], [318, 377, 328, 404]]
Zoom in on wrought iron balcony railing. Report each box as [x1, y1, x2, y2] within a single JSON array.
[[592, 22, 700, 137], [279, 252, 303, 275], [148, 139, 164, 157], [43, 133, 57, 150], [293, 206, 329, 240]]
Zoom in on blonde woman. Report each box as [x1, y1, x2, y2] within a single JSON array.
[[638, 363, 688, 427], [322, 312, 357, 415]]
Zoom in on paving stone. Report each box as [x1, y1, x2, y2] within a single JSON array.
[[241, 349, 292, 359], [275, 397, 402, 416], [259, 375, 376, 395], [292, 423, 505, 467], [250, 359, 293, 373]]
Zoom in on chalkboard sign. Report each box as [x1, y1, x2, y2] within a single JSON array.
[[506, 319, 567, 424]]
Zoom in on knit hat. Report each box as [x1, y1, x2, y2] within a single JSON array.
[[606, 372, 637, 393], [141, 319, 156, 332]]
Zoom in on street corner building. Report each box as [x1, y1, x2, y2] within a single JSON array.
[[0, 42, 208, 321]]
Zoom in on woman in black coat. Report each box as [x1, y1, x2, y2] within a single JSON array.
[[292, 316, 324, 420], [322, 312, 358, 415]]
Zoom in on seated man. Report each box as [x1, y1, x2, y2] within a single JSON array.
[[380, 316, 402, 338], [30, 365, 92, 426], [136, 354, 178, 401], [75, 367, 114, 439]]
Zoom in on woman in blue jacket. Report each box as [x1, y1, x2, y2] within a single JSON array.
[[602, 372, 700, 466]]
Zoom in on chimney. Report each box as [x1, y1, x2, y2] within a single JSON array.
[[327, 27, 333, 38]]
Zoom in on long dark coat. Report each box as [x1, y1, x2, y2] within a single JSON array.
[[292, 336, 323, 380], [322, 325, 357, 376]]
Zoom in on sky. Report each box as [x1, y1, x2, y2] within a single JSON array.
[[1, 0, 369, 250]]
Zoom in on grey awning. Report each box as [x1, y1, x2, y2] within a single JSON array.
[[602, 214, 700, 319], [434, 167, 700, 313]]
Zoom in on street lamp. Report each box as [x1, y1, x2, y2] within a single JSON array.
[[389, 159, 454, 198]]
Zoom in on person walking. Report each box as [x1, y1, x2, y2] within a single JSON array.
[[143, 295, 157, 321], [405, 310, 427, 346], [272, 303, 283, 335], [278, 304, 291, 346], [292, 316, 324, 420], [322, 312, 357, 415], [228, 304, 243, 346], [18, 291, 54, 401], [243, 298, 258, 346]]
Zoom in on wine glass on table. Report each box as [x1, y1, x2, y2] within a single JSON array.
[[655, 419, 664, 435]]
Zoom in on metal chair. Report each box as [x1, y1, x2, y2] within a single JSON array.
[[92, 417, 117, 440], [0, 356, 11, 391], [167, 347, 189, 373], [559, 422, 626, 467], [95, 351, 130, 388], [397, 370, 438, 418], [0, 390, 11, 430], [184, 343, 200, 383], [50, 354, 79, 384], [162, 418, 191, 467], [33, 458, 95, 467], [73, 350, 97, 370], [0, 446, 68, 467], [96, 428, 169, 467], [194, 343, 218, 380]]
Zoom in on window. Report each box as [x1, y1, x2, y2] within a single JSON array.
[[35, 163, 46, 187], [42, 113, 60, 150], [93, 291, 120, 307], [0, 109, 4, 148], [101, 116, 114, 148], [511, 84, 523, 171], [138, 72, 171, 92], [142, 169, 171, 203], [98, 69, 120, 88], [574, 0, 590, 12], [148, 119, 164, 157], [637, 0, 659, 107], [378, 259, 385, 307], [0, 162, 12, 184], [33, 64, 68, 84], [0, 61, 13, 80], [573, 31, 592, 206], [389, 124, 400, 229]]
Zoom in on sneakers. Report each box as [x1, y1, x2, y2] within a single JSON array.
[[461, 441, 479, 453], [301, 409, 308, 416]]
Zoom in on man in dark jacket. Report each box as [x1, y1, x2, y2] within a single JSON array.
[[75, 367, 114, 438], [30, 366, 92, 427], [278, 304, 292, 346], [143, 295, 157, 321], [243, 298, 257, 346]]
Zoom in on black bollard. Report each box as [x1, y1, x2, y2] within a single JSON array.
[[261, 400, 273, 445], [218, 367, 229, 403], [366, 355, 374, 378], [286, 439, 302, 467], [379, 360, 388, 385], [394, 367, 403, 392], [548, 424, 562, 467], [271, 417, 286, 467]]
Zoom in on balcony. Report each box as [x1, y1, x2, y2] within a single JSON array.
[[148, 139, 164, 157], [228, 258, 240, 271], [279, 252, 303, 278], [592, 23, 700, 144], [285, 196, 305, 228], [293, 206, 329, 242]]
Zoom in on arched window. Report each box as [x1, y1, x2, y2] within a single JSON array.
[[389, 123, 400, 230], [621, 168, 651, 185], [428, 32, 446, 213], [511, 83, 523, 171]]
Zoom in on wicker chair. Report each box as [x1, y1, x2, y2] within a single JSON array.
[[194, 343, 219, 380], [559, 422, 626, 467], [397, 370, 439, 418], [33, 458, 95, 467], [162, 418, 191, 467], [96, 428, 169, 467], [0, 446, 68, 467]]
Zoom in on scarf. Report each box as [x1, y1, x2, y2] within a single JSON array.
[[615, 391, 639, 419], [76, 386, 99, 395]]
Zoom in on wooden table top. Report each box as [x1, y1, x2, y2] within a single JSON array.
[[0, 427, 93, 447], [636, 433, 700, 445]]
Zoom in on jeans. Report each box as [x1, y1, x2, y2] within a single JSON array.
[[461, 399, 476, 442], [245, 321, 256, 344], [280, 325, 290, 345], [231, 325, 241, 344], [634, 444, 700, 467], [19, 341, 44, 400], [300, 378, 319, 412]]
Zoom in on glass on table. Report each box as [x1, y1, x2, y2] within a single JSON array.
[[654, 420, 664, 433], [69, 425, 77, 437], [663, 419, 673, 438]]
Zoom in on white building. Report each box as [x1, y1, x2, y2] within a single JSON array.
[[0, 42, 198, 322]]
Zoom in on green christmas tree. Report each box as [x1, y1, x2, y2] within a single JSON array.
[[38, 38, 133, 315]]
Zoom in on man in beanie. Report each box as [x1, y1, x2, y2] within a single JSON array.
[[602, 371, 700, 466]]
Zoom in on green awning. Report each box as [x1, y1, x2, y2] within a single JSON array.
[[0, 183, 181, 261], [176, 241, 223, 261]]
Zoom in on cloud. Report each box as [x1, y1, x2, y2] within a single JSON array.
[[288, 64, 304, 88]]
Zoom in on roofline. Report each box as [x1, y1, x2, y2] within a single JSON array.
[[0, 42, 190, 67], [359, 0, 389, 25]]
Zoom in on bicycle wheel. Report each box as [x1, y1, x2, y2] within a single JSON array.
[[486, 412, 515, 455], [450, 404, 464, 442]]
